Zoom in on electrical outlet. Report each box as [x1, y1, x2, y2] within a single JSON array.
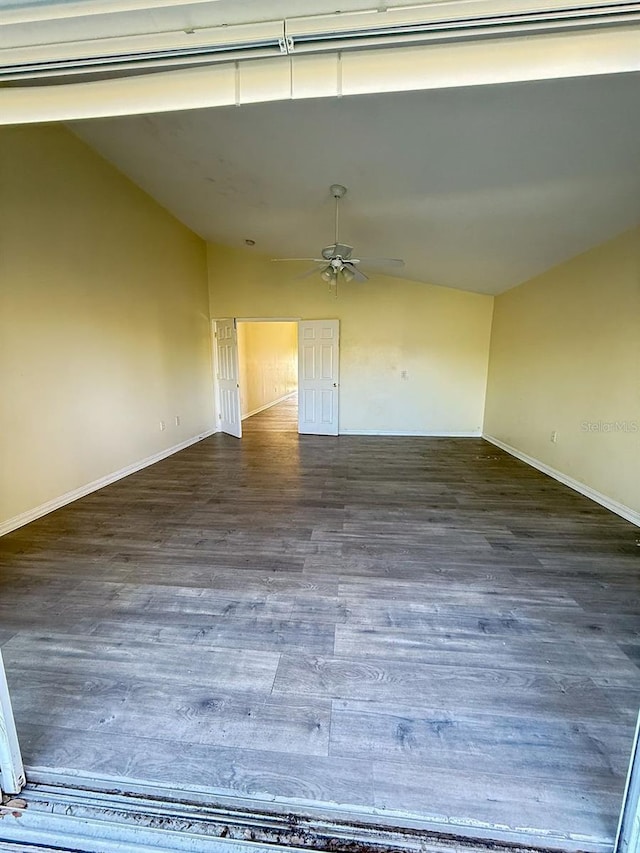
[[175, 416, 180, 427], [159, 420, 166, 431], [550, 430, 558, 443]]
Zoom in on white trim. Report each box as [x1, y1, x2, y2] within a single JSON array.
[[616, 711, 640, 853], [236, 317, 301, 323], [242, 392, 296, 421], [0, 429, 218, 538], [0, 649, 25, 796], [340, 429, 482, 437], [483, 434, 640, 528], [211, 319, 221, 430]]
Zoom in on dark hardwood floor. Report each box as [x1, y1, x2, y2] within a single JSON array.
[[1, 396, 639, 847]]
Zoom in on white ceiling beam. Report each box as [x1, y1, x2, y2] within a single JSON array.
[[1, 24, 639, 125], [339, 25, 640, 94]]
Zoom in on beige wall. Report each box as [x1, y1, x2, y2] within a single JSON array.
[[237, 322, 297, 418], [7, 127, 634, 533], [208, 244, 494, 435], [484, 227, 640, 518], [0, 125, 214, 529]]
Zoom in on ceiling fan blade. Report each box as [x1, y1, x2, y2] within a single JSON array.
[[344, 263, 368, 283], [271, 258, 325, 262], [356, 257, 405, 270], [295, 264, 328, 280]]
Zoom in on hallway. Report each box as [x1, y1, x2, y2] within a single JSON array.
[[243, 394, 298, 433]]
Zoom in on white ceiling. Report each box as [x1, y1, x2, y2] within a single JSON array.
[[72, 71, 640, 295]]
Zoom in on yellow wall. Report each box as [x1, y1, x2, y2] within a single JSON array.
[[0, 125, 214, 529], [484, 227, 640, 518], [208, 244, 494, 435], [237, 322, 297, 418], [3, 126, 635, 530]]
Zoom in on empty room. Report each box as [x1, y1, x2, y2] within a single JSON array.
[[1, 2, 640, 851]]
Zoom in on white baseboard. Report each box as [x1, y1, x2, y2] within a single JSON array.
[[0, 428, 218, 538], [483, 433, 640, 528], [339, 429, 482, 437], [242, 392, 296, 421]]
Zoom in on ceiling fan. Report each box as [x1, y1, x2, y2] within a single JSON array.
[[271, 184, 404, 290]]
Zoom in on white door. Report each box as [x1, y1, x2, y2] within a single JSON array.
[[215, 319, 242, 439], [298, 320, 339, 436]]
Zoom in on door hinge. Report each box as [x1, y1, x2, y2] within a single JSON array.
[[278, 35, 294, 54]]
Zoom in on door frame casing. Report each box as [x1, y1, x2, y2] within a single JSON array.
[[617, 712, 640, 853], [0, 648, 25, 796], [212, 318, 301, 430]]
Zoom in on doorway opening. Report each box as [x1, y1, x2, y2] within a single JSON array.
[[237, 320, 298, 432], [214, 318, 340, 438]]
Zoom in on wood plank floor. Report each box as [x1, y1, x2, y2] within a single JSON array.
[[1, 396, 639, 846]]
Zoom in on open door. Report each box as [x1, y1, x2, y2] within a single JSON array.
[[215, 318, 242, 439], [298, 320, 339, 436], [0, 649, 25, 796]]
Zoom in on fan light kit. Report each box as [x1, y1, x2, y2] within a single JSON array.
[[271, 184, 404, 295]]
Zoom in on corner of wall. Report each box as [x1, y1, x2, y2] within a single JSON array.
[[482, 226, 640, 524]]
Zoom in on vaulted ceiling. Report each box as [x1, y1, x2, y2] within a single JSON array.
[[72, 71, 640, 294], [4, 1, 640, 295]]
